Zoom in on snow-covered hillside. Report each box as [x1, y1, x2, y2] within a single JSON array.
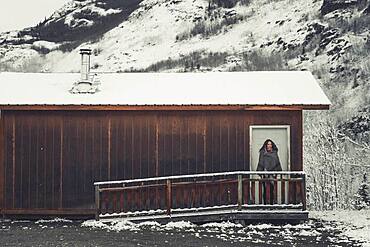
[[0, 0, 368, 113]]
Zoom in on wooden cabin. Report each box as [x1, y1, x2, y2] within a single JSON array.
[[0, 55, 330, 220]]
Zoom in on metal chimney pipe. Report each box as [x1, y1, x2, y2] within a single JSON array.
[[80, 48, 92, 82]]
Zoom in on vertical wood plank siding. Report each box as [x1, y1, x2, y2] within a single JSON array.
[[0, 111, 4, 209], [0, 110, 302, 213]]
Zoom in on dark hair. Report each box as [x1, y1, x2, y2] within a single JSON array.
[[259, 139, 278, 152]]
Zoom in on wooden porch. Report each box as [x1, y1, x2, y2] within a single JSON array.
[[94, 171, 308, 223]]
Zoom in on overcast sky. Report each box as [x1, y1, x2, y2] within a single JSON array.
[[0, 0, 70, 32]]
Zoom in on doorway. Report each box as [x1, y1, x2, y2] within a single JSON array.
[[249, 125, 291, 204], [250, 125, 290, 172]]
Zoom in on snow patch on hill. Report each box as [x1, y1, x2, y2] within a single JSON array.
[[32, 41, 60, 51], [45, 1, 87, 25], [64, 5, 122, 28], [65, 16, 94, 28]]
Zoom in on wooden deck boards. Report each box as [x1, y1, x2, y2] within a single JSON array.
[[100, 208, 309, 223]]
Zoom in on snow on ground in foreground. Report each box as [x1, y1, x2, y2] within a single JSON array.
[[311, 210, 370, 246], [81, 215, 367, 245], [35, 218, 73, 224]]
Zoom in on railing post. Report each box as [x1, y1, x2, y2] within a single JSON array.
[[237, 174, 243, 210], [95, 185, 100, 221], [166, 179, 172, 215], [302, 173, 307, 211], [122, 183, 125, 213]]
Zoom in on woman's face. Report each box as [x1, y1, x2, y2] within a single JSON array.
[[266, 141, 273, 152]]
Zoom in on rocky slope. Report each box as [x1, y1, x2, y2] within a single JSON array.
[[0, 0, 369, 135], [0, 0, 142, 69]]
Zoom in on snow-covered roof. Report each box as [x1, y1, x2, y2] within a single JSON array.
[[0, 71, 330, 110]]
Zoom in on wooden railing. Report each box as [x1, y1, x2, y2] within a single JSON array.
[[94, 171, 306, 220]]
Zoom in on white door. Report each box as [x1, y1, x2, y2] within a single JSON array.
[[250, 125, 290, 204], [250, 126, 290, 172]]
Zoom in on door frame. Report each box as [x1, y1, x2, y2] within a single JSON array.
[[249, 125, 291, 171]]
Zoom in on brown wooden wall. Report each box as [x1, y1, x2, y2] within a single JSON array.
[[0, 110, 302, 214]]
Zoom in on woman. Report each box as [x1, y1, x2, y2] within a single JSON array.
[[257, 139, 282, 172], [256, 139, 282, 204]]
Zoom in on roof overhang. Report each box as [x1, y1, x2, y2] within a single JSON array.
[[0, 104, 329, 111]]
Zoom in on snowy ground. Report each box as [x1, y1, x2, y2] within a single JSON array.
[[0, 211, 369, 246], [311, 210, 370, 247]]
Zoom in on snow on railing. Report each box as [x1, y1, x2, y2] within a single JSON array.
[[94, 171, 305, 186], [94, 171, 306, 220]]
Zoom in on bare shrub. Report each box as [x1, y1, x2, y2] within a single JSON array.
[[232, 50, 287, 71], [209, 0, 251, 8], [327, 14, 370, 34], [176, 14, 245, 42], [0, 56, 45, 72], [311, 64, 330, 82], [304, 112, 370, 210], [92, 63, 100, 69], [136, 51, 229, 72], [341, 37, 370, 88], [18, 56, 46, 72], [348, 37, 370, 57], [0, 62, 12, 72], [362, 58, 370, 78], [283, 46, 305, 60], [93, 47, 103, 56]]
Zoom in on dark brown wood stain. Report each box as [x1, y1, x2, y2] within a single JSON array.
[[0, 110, 302, 215]]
